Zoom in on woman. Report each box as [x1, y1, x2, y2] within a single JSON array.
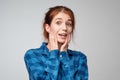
[[24, 6, 88, 80]]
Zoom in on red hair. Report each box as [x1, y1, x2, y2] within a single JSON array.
[[43, 6, 75, 41]]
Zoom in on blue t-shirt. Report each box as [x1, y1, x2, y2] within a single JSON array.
[[24, 42, 88, 80]]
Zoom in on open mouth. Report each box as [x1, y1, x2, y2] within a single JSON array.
[[58, 33, 67, 38]]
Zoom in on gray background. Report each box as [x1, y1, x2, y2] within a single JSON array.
[[0, 0, 120, 80]]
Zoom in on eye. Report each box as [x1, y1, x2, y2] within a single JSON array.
[[56, 21, 62, 25], [66, 22, 72, 27]]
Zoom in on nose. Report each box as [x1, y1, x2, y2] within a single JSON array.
[[62, 24, 67, 32]]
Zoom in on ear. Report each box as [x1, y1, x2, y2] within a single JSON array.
[[45, 24, 50, 33]]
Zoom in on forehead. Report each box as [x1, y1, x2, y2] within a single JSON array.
[[53, 12, 71, 20]]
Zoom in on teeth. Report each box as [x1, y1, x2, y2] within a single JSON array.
[[62, 34, 66, 36], [59, 34, 67, 36]]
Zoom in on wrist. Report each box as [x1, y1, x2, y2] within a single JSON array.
[[49, 49, 59, 58], [60, 48, 67, 52]]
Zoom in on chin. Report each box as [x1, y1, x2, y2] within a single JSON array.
[[58, 40, 65, 44]]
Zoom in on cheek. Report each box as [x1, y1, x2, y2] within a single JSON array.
[[50, 25, 60, 33], [68, 28, 73, 34], [49, 27, 56, 33], [51, 28, 60, 33]]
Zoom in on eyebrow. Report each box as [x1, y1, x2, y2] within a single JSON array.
[[55, 18, 72, 21], [67, 19, 72, 21], [55, 18, 62, 20]]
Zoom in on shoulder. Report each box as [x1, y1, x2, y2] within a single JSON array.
[[68, 49, 87, 59], [24, 48, 42, 60], [68, 50, 88, 66]]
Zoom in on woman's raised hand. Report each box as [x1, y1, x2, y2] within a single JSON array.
[[49, 31, 58, 50], [60, 34, 71, 52]]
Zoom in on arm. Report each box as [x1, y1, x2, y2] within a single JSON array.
[[59, 51, 73, 80], [60, 51, 89, 80], [24, 49, 60, 80], [45, 49, 60, 80], [75, 54, 89, 80]]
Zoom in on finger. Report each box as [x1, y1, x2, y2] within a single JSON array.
[[52, 30, 59, 43], [62, 34, 69, 47], [68, 34, 71, 43], [49, 30, 59, 50], [64, 34, 71, 46]]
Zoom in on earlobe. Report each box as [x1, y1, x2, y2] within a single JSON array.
[[45, 24, 50, 33]]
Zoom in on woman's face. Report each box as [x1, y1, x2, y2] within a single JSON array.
[[46, 12, 73, 43]]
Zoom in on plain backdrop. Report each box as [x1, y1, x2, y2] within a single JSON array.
[[0, 0, 120, 80]]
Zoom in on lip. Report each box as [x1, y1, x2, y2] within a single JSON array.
[[58, 33, 67, 39], [58, 33, 67, 36]]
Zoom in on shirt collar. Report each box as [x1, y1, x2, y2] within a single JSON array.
[[39, 42, 49, 56], [39, 42, 74, 56]]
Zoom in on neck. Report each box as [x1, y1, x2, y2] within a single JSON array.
[[47, 42, 63, 50]]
